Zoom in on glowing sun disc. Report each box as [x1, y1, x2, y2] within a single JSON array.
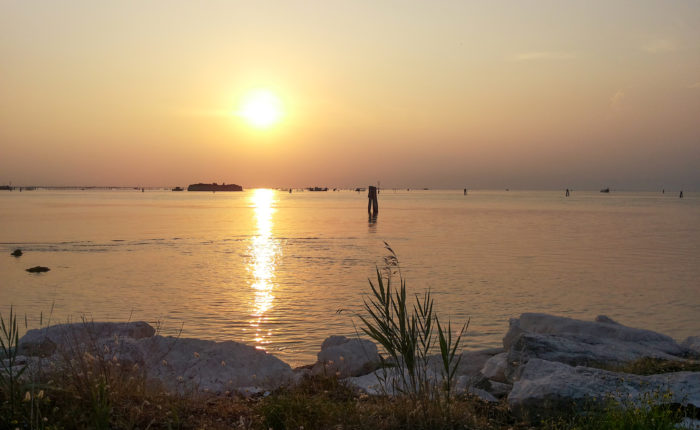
[[238, 90, 283, 129]]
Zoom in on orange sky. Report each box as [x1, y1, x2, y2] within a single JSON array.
[[1, 1, 699, 189]]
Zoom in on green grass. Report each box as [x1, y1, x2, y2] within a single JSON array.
[[543, 390, 693, 430]]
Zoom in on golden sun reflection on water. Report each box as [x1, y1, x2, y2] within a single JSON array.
[[247, 189, 279, 350]]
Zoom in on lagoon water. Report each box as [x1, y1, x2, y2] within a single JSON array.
[[1, 189, 698, 365]]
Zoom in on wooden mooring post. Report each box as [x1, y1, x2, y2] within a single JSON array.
[[368, 186, 379, 215]]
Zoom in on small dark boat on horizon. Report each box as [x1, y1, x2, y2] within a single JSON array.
[[187, 182, 243, 192], [600, 188, 610, 193], [172, 186, 184, 191], [306, 187, 328, 192]]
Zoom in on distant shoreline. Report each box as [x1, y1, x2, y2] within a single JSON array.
[[0, 187, 695, 193]]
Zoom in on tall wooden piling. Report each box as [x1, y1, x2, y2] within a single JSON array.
[[368, 186, 379, 215]]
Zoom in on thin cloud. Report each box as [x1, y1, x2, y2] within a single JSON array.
[[511, 51, 576, 61], [642, 38, 678, 53]]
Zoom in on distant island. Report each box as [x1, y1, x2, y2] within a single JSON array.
[[187, 182, 243, 192]]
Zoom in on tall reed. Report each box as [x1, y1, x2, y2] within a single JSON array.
[[0, 306, 27, 419], [358, 243, 468, 405]]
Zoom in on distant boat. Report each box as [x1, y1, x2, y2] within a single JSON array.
[[600, 188, 610, 193], [355, 187, 366, 192], [0, 185, 13, 191], [306, 187, 328, 192], [172, 187, 184, 192], [187, 182, 243, 192]]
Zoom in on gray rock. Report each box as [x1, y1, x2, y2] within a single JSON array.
[[460, 374, 512, 399], [312, 336, 380, 377], [678, 417, 700, 429], [453, 348, 503, 379], [466, 386, 498, 403], [97, 337, 148, 367], [503, 314, 686, 381], [506, 313, 682, 351], [508, 358, 700, 419], [682, 337, 700, 356], [346, 367, 442, 396], [18, 321, 155, 356], [347, 363, 488, 398], [483, 380, 512, 398], [481, 352, 508, 383], [139, 336, 294, 395]]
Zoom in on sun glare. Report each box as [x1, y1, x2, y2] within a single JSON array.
[[238, 89, 283, 129]]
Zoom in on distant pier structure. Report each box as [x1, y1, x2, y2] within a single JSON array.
[[368, 186, 379, 215]]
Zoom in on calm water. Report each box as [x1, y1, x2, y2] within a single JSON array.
[[1, 189, 698, 365]]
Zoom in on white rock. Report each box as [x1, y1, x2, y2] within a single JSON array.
[[312, 336, 380, 377], [346, 367, 443, 396], [346, 369, 393, 395], [508, 358, 700, 418]]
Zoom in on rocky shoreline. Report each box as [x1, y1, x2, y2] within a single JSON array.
[[10, 313, 700, 423]]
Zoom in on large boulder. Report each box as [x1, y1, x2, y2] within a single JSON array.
[[312, 336, 380, 378], [503, 314, 687, 381], [508, 358, 700, 419], [18, 321, 155, 356], [18, 322, 294, 396], [140, 336, 294, 395], [505, 314, 684, 350]]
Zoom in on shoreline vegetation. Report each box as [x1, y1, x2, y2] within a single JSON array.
[[3, 249, 699, 429]]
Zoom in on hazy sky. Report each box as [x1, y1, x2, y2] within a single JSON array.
[[1, 1, 699, 189]]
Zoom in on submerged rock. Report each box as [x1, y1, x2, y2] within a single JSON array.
[[26, 266, 50, 273]]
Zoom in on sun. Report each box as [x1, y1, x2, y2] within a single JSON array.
[[238, 89, 283, 129]]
